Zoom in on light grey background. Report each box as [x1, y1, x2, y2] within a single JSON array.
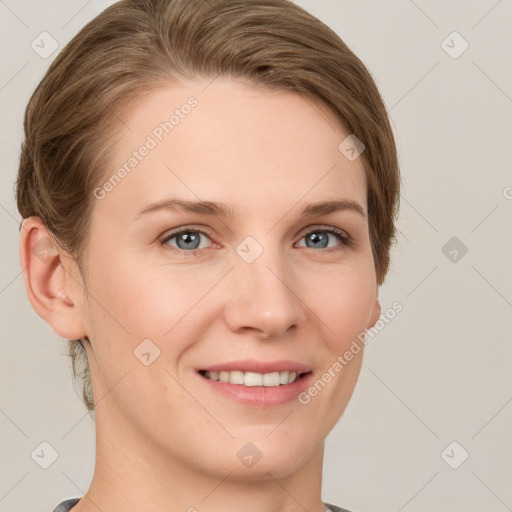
[[1, 1, 511, 511]]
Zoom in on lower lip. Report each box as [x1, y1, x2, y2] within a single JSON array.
[[198, 372, 314, 407]]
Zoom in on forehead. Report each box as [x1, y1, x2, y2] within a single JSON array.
[[93, 77, 367, 222]]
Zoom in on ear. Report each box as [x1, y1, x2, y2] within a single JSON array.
[[19, 216, 87, 340], [368, 288, 381, 328]]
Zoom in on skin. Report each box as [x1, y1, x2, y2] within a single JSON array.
[[20, 77, 381, 512]]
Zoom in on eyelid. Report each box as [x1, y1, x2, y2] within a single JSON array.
[[160, 224, 217, 243], [296, 223, 349, 239]]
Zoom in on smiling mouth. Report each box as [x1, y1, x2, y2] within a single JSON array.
[[198, 370, 311, 387]]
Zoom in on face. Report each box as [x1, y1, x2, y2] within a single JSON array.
[[76, 77, 380, 480]]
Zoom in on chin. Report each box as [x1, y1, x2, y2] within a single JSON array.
[[218, 455, 311, 482], [204, 433, 318, 481]]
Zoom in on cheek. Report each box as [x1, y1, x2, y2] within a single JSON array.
[[84, 235, 377, 365], [86, 253, 188, 337], [308, 265, 377, 347], [82, 252, 218, 387], [87, 255, 376, 347]]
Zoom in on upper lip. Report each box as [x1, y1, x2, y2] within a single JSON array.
[[199, 359, 312, 374]]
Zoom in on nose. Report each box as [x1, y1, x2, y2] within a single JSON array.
[[222, 246, 305, 340]]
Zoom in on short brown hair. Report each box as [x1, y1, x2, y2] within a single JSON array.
[[16, 0, 400, 412]]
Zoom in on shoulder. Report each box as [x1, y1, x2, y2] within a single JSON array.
[[324, 502, 357, 512], [52, 498, 80, 512]]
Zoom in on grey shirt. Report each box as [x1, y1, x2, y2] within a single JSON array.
[[52, 498, 354, 512]]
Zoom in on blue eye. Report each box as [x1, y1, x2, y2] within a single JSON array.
[[162, 229, 212, 252], [161, 226, 351, 255], [297, 228, 351, 250]]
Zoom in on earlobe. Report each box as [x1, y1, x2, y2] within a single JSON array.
[[19, 216, 86, 340]]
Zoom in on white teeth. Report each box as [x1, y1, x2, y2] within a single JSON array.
[[263, 372, 280, 387], [244, 372, 263, 386], [229, 371, 244, 385], [203, 370, 302, 387], [279, 371, 289, 384]]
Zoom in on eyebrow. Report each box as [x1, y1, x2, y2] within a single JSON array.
[[133, 198, 366, 221]]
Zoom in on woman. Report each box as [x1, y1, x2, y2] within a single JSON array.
[[16, 1, 400, 511]]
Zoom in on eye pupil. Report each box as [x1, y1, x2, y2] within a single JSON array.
[[307, 232, 329, 249], [177, 231, 201, 250]]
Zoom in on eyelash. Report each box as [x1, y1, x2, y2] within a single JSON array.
[[160, 225, 353, 255]]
